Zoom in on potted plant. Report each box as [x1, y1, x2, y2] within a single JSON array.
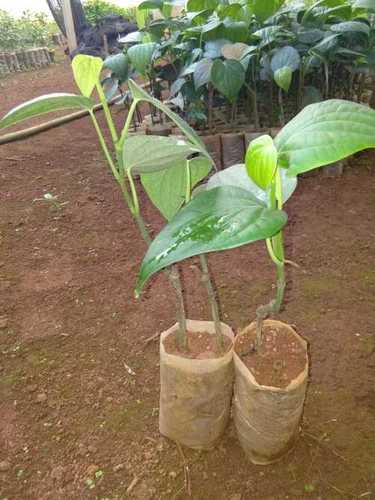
[[0, 53, 286, 450], [136, 98, 375, 462]]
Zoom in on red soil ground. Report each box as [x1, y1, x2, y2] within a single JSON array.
[[0, 56, 374, 499]]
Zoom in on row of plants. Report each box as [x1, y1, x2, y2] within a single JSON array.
[[104, 0, 375, 129], [2, 53, 375, 463], [0, 10, 58, 51]]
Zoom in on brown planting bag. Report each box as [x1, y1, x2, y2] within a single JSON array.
[[233, 320, 309, 464], [159, 320, 234, 450]]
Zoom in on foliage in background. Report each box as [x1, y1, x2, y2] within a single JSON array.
[[110, 0, 375, 129], [0, 10, 57, 50], [82, 0, 137, 25]]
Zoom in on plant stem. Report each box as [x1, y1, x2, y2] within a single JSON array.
[[91, 98, 188, 351], [199, 254, 224, 353], [255, 170, 286, 349], [89, 111, 120, 181], [170, 265, 188, 351], [96, 82, 119, 144], [278, 88, 285, 127]]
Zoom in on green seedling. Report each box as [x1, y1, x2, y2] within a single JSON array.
[[137, 98, 375, 348]]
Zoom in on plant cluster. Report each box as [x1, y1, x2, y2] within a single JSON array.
[[0, 10, 57, 51], [111, 0, 375, 128]]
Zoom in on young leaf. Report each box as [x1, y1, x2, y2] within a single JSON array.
[[245, 135, 278, 190], [128, 79, 207, 151], [141, 157, 212, 220], [0, 94, 95, 130], [136, 186, 288, 293], [210, 59, 245, 102], [207, 164, 297, 205], [72, 55, 103, 97], [122, 135, 202, 174], [128, 43, 157, 75], [275, 99, 375, 176], [274, 66, 293, 92]]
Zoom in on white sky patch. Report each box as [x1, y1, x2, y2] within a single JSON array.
[[0, 0, 144, 18]]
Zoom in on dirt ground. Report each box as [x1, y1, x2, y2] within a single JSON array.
[[0, 56, 375, 500]]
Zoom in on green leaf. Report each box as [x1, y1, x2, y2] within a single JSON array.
[[141, 157, 212, 220], [210, 59, 245, 102], [186, 0, 216, 11], [123, 135, 202, 174], [103, 53, 129, 83], [207, 164, 297, 205], [0, 93, 95, 130], [330, 21, 370, 36], [72, 54, 103, 97], [245, 135, 278, 190], [128, 43, 157, 75], [136, 186, 288, 293], [251, 0, 285, 22], [193, 58, 213, 89], [274, 66, 293, 92], [275, 99, 375, 176], [128, 79, 207, 152], [271, 46, 300, 73], [222, 20, 249, 43]]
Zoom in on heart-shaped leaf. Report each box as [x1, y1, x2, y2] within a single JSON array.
[[72, 55, 103, 97], [128, 43, 157, 75], [210, 59, 245, 102], [0, 93, 95, 130], [275, 99, 375, 176], [245, 135, 278, 190], [141, 157, 212, 220], [123, 135, 202, 174], [136, 186, 288, 293], [274, 66, 293, 92]]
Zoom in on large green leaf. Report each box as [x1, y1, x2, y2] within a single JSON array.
[[136, 186, 288, 293], [330, 21, 370, 36], [271, 46, 301, 73], [0, 93, 95, 130], [206, 164, 297, 205], [128, 43, 157, 75], [210, 59, 245, 102], [186, 0, 216, 11], [141, 157, 212, 220], [103, 53, 129, 83], [245, 135, 278, 190], [274, 66, 293, 92], [123, 135, 202, 173], [72, 55, 103, 97], [128, 79, 207, 152], [275, 99, 375, 176]]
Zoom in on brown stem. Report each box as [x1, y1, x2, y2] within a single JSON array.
[[199, 254, 224, 352]]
